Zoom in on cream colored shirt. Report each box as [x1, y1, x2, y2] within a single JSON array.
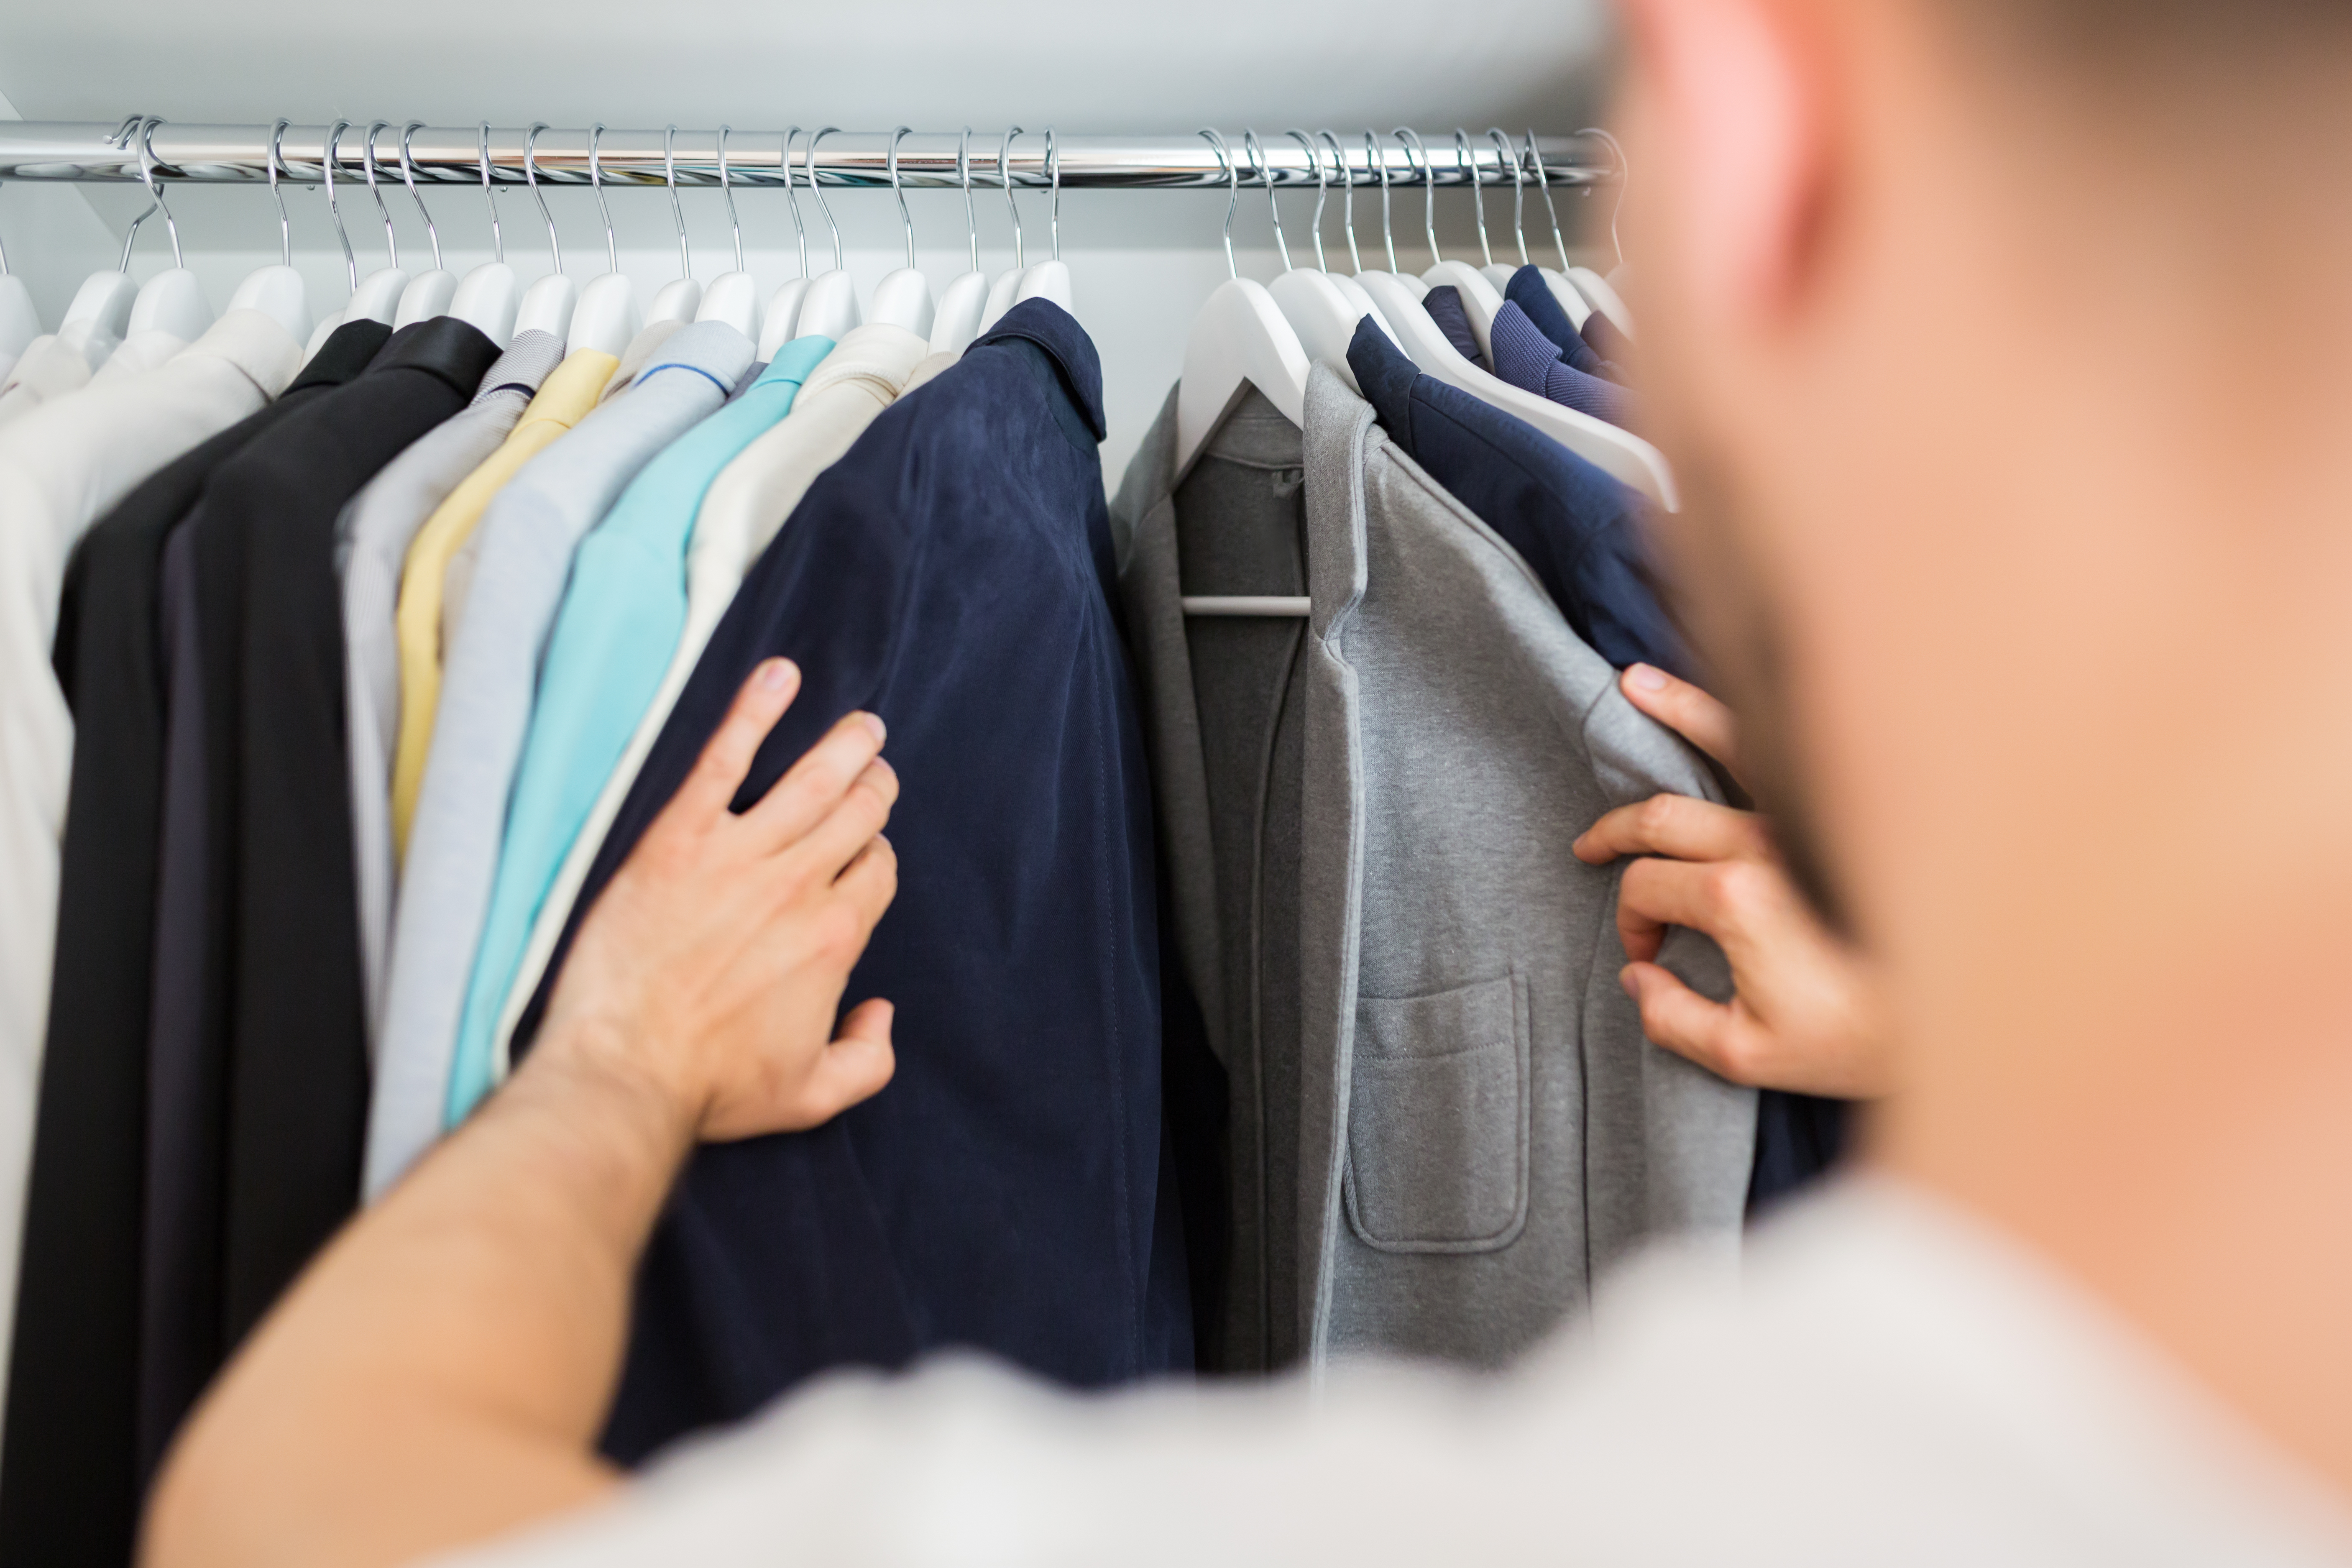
[[490, 325, 929, 1064], [389, 347, 618, 857], [0, 318, 119, 430]]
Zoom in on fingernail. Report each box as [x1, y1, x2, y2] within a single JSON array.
[[757, 658, 798, 691], [856, 711, 887, 744], [1620, 967, 1642, 1001], [1628, 664, 1668, 693]]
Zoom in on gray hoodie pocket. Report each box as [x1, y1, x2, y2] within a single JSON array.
[[1342, 972, 1530, 1253]]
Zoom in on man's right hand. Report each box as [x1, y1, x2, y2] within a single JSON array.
[[1575, 665, 1892, 1099]]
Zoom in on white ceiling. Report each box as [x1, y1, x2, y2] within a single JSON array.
[[0, 0, 1618, 137]]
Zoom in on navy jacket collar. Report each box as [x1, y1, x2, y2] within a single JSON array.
[[1347, 316, 1421, 445], [974, 299, 1107, 441]]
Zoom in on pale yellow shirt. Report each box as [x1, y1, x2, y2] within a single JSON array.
[[389, 347, 616, 856]]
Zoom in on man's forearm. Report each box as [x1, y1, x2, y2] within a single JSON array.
[[144, 1029, 695, 1568]]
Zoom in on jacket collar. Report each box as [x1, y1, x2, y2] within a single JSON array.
[[974, 299, 1107, 441], [1345, 315, 1419, 446]]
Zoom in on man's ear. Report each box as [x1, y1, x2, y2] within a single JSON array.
[[1618, 0, 1827, 329]]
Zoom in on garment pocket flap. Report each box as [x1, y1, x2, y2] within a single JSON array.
[[1343, 972, 1530, 1253]]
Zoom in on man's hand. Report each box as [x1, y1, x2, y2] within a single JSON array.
[[539, 656, 900, 1141], [1575, 665, 1890, 1099]]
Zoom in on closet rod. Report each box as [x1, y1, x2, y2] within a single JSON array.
[[0, 123, 1616, 192]]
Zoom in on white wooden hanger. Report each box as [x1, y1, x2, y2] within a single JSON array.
[[868, 127, 936, 337], [1478, 129, 1524, 294], [693, 125, 762, 343], [46, 117, 148, 372], [567, 124, 642, 358], [1353, 128, 1429, 303], [1523, 130, 1596, 333], [1404, 130, 1503, 361], [1252, 130, 1369, 394], [511, 124, 579, 347], [1175, 129, 1309, 474], [226, 118, 312, 344], [793, 127, 862, 343], [391, 123, 457, 329], [0, 212, 37, 371], [977, 127, 1028, 335], [1310, 129, 1394, 337], [447, 123, 522, 346], [930, 127, 989, 355], [124, 118, 213, 345], [340, 123, 410, 327], [1014, 127, 1074, 317], [644, 126, 703, 328], [757, 127, 813, 359]]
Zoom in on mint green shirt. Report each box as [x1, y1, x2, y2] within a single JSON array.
[[445, 335, 836, 1125]]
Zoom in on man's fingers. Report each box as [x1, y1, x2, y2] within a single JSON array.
[[832, 835, 898, 932], [1575, 793, 1771, 867], [668, 660, 802, 829], [1621, 664, 1741, 778], [1616, 855, 1776, 964], [785, 1000, 897, 1128], [739, 710, 890, 850], [1621, 962, 1770, 1086], [779, 762, 898, 888]]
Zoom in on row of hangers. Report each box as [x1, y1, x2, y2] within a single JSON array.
[[0, 117, 1090, 390], [1177, 125, 1670, 510]]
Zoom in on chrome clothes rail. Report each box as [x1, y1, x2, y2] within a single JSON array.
[[0, 123, 1615, 192]]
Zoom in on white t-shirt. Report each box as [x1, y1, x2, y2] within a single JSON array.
[[434, 1177, 2352, 1567]]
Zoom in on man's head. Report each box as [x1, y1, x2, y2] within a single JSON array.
[[1613, 0, 2352, 1476]]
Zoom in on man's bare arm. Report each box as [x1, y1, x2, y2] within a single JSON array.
[[143, 659, 901, 1568]]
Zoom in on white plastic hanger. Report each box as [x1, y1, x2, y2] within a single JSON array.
[[1248, 130, 1368, 393], [511, 124, 579, 346], [391, 122, 457, 329], [793, 127, 861, 343], [1480, 128, 1532, 296], [1309, 129, 1393, 335], [645, 126, 703, 328], [124, 118, 213, 345], [693, 125, 762, 343], [447, 123, 522, 346], [44, 116, 146, 373], [224, 119, 311, 344], [1014, 127, 1073, 316], [977, 127, 1028, 334], [1523, 130, 1596, 334], [1175, 129, 1309, 474], [342, 123, 410, 326], [1406, 130, 1503, 362], [0, 204, 38, 372], [930, 127, 989, 355], [864, 127, 936, 337], [757, 127, 813, 359], [1565, 128, 1637, 339], [567, 124, 642, 357], [1352, 128, 1427, 303]]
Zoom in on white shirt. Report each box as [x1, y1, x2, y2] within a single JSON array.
[[0, 305, 299, 1425], [0, 318, 120, 430], [434, 1179, 2352, 1568], [488, 324, 931, 1068]]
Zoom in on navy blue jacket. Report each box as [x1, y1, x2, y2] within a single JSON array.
[[1345, 316, 1691, 677], [515, 300, 1190, 1461], [1504, 266, 1624, 381]]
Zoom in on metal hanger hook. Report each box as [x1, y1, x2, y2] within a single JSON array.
[[957, 127, 978, 273], [999, 127, 1025, 270], [399, 122, 442, 270], [478, 122, 504, 265], [1455, 128, 1492, 268], [1575, 126, 1628, 268], [1486, 128, 1525, 267], [1198, 128, 1236, 281], [1318, 130, 1357, 274], [1367, 129, 1396, 273], [1285, 130, 1325, 271], [324, 119, 357, 289], [887, 126, 916, 271], [588, 123, 618, 274], [1394, 128, 1436, 264], [663, 125, 690, 280], [524, 122, 561, 276], [1525, 130, 1569, 271], [806, 126, 843, 270], [363, 121, 398, 270], [266, 118, 294, 268], [1044, 126, 1061, 262], [780, 127, 807, 279], [717, 125, 744, 273], [1243, 130, 1288, 272], [111, 116, 159, 272], [133, 116, 184, 271]]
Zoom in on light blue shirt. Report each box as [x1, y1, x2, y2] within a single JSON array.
[[368, 320, 757, 1193], [443, 335, 836, 1128]]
